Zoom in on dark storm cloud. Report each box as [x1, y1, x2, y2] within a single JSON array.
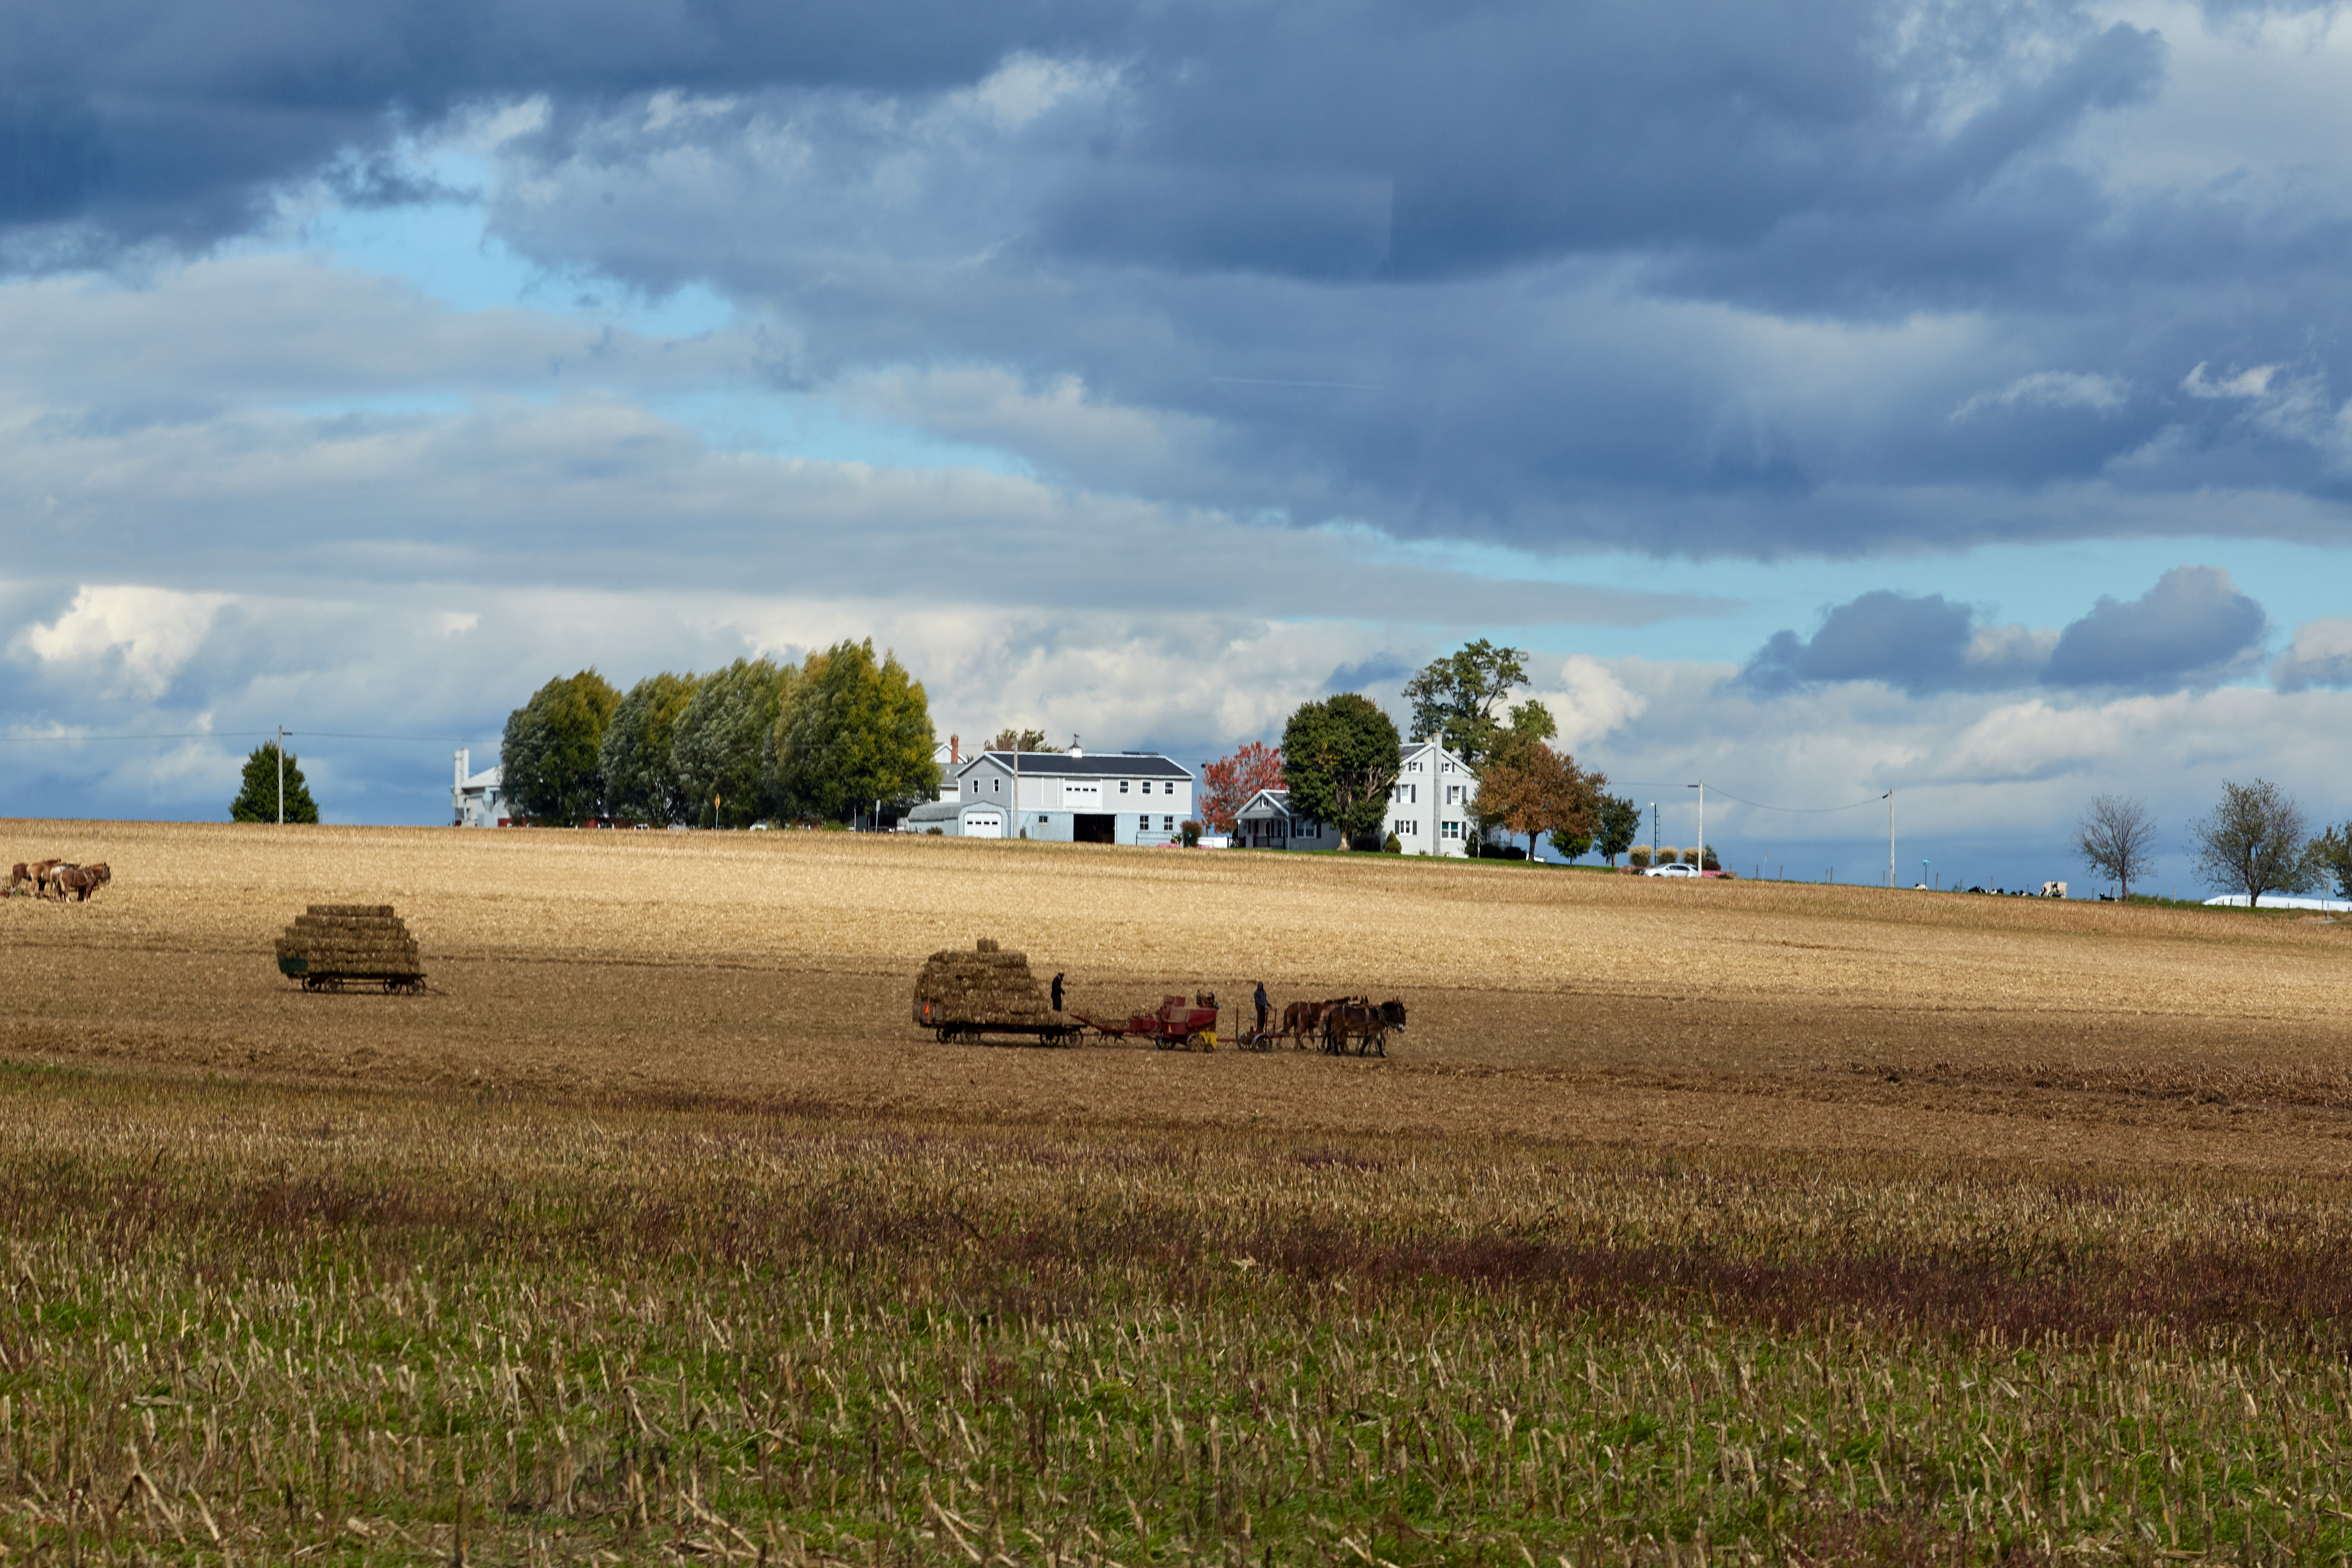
[[9, 0, 2352, 561], [2042, 565, 2267, 690], [1739, 591, 1988, 695], [1742, 567, 2270, 698], [0, 0, 1120, 249]]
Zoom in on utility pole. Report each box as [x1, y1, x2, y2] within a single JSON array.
[[276, 724, 285, 826], [1884, 790, 1894, 888], [1687, 780, 1704, 874], [1649, 802, 1657, 865]]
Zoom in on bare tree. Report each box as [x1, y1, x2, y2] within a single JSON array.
[[2073, 794, 2157, 901], [2191, 779, 2318, 908]]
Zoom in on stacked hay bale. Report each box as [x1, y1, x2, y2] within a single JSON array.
[[913, 937, 1048, 1026], [275, 904, 425, 989]]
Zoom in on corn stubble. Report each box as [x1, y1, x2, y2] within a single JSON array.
[[1, 1069, 2351, 1563], [7, 824, 2352, 1560]]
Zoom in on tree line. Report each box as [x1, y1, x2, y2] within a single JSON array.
[[1199, 640, 1642, 861], [2078, 781, 2352, 906], [499, 641, 938, 827]]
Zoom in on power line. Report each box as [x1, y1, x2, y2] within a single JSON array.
[[1608, 780, 1883, 815]]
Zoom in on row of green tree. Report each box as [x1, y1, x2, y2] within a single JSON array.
[[499, 641, 938, 827], [1201, 640, 1643, 860]]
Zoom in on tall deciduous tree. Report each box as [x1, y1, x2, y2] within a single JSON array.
[[1198, 740, 1285, 833], [500, 670, 621, 826], [2074, 794, 2158, 902], [2313, 823, 2352, 901], [673, 658, 796, 827], [1594, 795, 1640, 867], [1280, 694, 1401, 851], [600, 671, 700, 825], [2191, 779, 2317, 907], [984, 728, 1060, 753], [1402, 640, 1553, 767], [768, 640, 940, 823], [1475, 743, 1603, 862], [229, 742, 319, 823]]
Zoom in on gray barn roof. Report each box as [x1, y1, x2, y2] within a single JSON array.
[[960, 750, 1191, 780]]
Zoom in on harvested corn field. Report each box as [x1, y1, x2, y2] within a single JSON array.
[[5, 818, 2352, 1167], [4, 819, 2352, 1561]]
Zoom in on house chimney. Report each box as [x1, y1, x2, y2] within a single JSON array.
[[950, 733, 959, 766]]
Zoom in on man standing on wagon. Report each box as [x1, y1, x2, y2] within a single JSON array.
[[1253, 980, 1269, 1037], [1051, 971, 1065, 1012]]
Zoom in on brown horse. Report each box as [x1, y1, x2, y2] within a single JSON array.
[[1278, 999, 1328, 1049], [57, 863, 110, 901], [31, 860, 74, 900], [1321, 999, 1387, 1057]]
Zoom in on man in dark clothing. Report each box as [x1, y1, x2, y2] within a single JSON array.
[[1051, 972, 1065, 1012], [1253, 980, 1269, 1035]]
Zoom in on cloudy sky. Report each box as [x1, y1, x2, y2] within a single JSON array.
[[6, 0, 2352, 890]]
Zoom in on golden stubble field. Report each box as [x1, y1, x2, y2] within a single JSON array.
[[7, 819, 2352, 1171]]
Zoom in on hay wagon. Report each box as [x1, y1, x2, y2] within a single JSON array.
[[275, 905, 428, 994], [913, 938, 1083, 1046], [1073, 993, 1221, 1051]]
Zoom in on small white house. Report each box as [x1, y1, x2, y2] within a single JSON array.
[[1386, 738, 1478, 855], [452, 748, 510, 828], [1232, 789, 1341, 850], [935, 748, 1194, 845]]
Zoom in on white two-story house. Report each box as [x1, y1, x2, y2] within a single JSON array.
[[1231, 738, 1477, 855], [1387, 738, 1478, 854], [906, 749, 1195, 844]]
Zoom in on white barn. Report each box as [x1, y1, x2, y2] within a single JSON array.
[[910, 749, 1195, 844]]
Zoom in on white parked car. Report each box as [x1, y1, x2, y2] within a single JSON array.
[[1643, 862, 1703, 878]]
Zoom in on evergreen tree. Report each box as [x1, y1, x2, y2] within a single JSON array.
[[229, 742, 320, 823]]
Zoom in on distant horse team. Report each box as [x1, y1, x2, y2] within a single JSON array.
[[1270, 995, 1407, 1057], [8, 859, 110, 902]]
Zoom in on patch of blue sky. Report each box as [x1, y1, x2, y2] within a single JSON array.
[[290, 148, 733, 340], [1342, 531, 2352, 670]]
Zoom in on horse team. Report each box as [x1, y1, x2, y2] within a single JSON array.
[[8, 859, 110, 902], [1269, 996, 1407, 1057]]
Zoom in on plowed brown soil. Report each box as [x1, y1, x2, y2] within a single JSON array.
[[7, 819, 2351, 1171]]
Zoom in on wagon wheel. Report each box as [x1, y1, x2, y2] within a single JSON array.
[[1183, 1031, 1207, 1052], [1154, 1033, 1176, 1051]]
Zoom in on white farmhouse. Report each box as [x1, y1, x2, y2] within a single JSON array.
[[1386, 738, 1478, 854], [1232, 738, 1478, 855], [451, 748, 510, 828], [911, 748, 1195, 844]]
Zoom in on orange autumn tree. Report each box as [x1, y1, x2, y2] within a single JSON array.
[[1476, 743, 1603, 861], [1199, 740, 1286, 833]]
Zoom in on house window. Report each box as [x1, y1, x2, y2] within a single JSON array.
[[1120, 780, 1129, 793], [1442, 820, 1461, 839]]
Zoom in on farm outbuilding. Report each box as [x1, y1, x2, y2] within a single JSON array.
[[937, 749, 1194, 846]]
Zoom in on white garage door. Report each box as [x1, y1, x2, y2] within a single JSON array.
[[964, 812, 1003, 838]]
